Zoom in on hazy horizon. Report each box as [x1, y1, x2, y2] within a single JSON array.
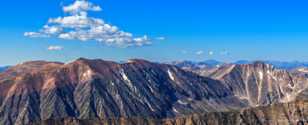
[[2, 57, 308, 67]]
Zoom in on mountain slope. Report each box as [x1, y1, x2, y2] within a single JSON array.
[[36, 99, 308, 125], [198, 62, 308, 107], [0, 58, 243, 125]]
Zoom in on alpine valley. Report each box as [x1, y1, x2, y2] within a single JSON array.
[[0, 58, 307, 125]]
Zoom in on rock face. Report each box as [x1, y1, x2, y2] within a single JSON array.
[[214, 62, 308, 106], [0, 58, 244, 125]]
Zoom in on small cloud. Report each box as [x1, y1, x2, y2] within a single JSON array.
[[156, 37, 166, 41], [24, 32, 48, 38], [208, 51, 214, 56], [181, 50, 188, 54], [48, 45, 63, 51], [220, 50, 230, 55], [63, 0, 102, 14], [196, 50, 204, 55]]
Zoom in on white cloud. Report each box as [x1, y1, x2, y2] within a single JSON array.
[[24, 32, 45, 38], [196, 50, 204, 55], [156, 37, 166, 41], [63, 0, 102, 14], [48, 46, 63, 51], [208, 51, 214, 56], [25, 0, 151, 47]]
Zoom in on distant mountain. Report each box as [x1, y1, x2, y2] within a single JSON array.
[[265, 61, 308, 70], [170, 60, 223, 69], [173, 60, 308, 70], [0, 58, 244, 125], [0, 66, 9, 73], [234, 60, 308, 70]]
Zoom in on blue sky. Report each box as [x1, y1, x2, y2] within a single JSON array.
[[1, 0, 308, 65]]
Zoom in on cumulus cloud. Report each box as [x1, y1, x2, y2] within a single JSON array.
[[48, 46, 63, 51], [63, 0, 102, 14], [25, 0, 153, 47]]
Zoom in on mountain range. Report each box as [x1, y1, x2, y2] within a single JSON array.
[[171, 60, 308, 70], [0, 66, 9, 73], [0, 58, 307, 125]]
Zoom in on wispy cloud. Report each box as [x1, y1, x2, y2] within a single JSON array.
[[181, 50, 188, 54], [220, 50, 230, 55], [24, 0, 160, 47], [47, 45, 63, 51]]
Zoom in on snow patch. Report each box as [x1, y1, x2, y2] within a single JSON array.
[[168, 69, 175, 81], [177, 100, 188, 105], [144, 99, 155, 111], [110, 82, 115, 86], [235, 95, 248, 100], [258, 71, 263, 80], [298, 68, 308, 73], [120, 69, 136, 91], [281, 93, 293, 103], [148, 85, 154, 93], [121, 70, 130, 82], [127, 59, 136, 63], [288, 83, 295, 89], [82, 69, 93, 80], [173, 108, 179, 113], [257, 71, 264, 103], [187, 98, 193, 101]]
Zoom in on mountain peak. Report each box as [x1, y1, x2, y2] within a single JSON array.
[[0, 58, 243, 125]]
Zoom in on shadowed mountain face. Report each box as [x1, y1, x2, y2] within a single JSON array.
[[0, 58, 245, 125]]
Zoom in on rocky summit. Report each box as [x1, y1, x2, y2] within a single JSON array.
[[0, 58, 307, 125]]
